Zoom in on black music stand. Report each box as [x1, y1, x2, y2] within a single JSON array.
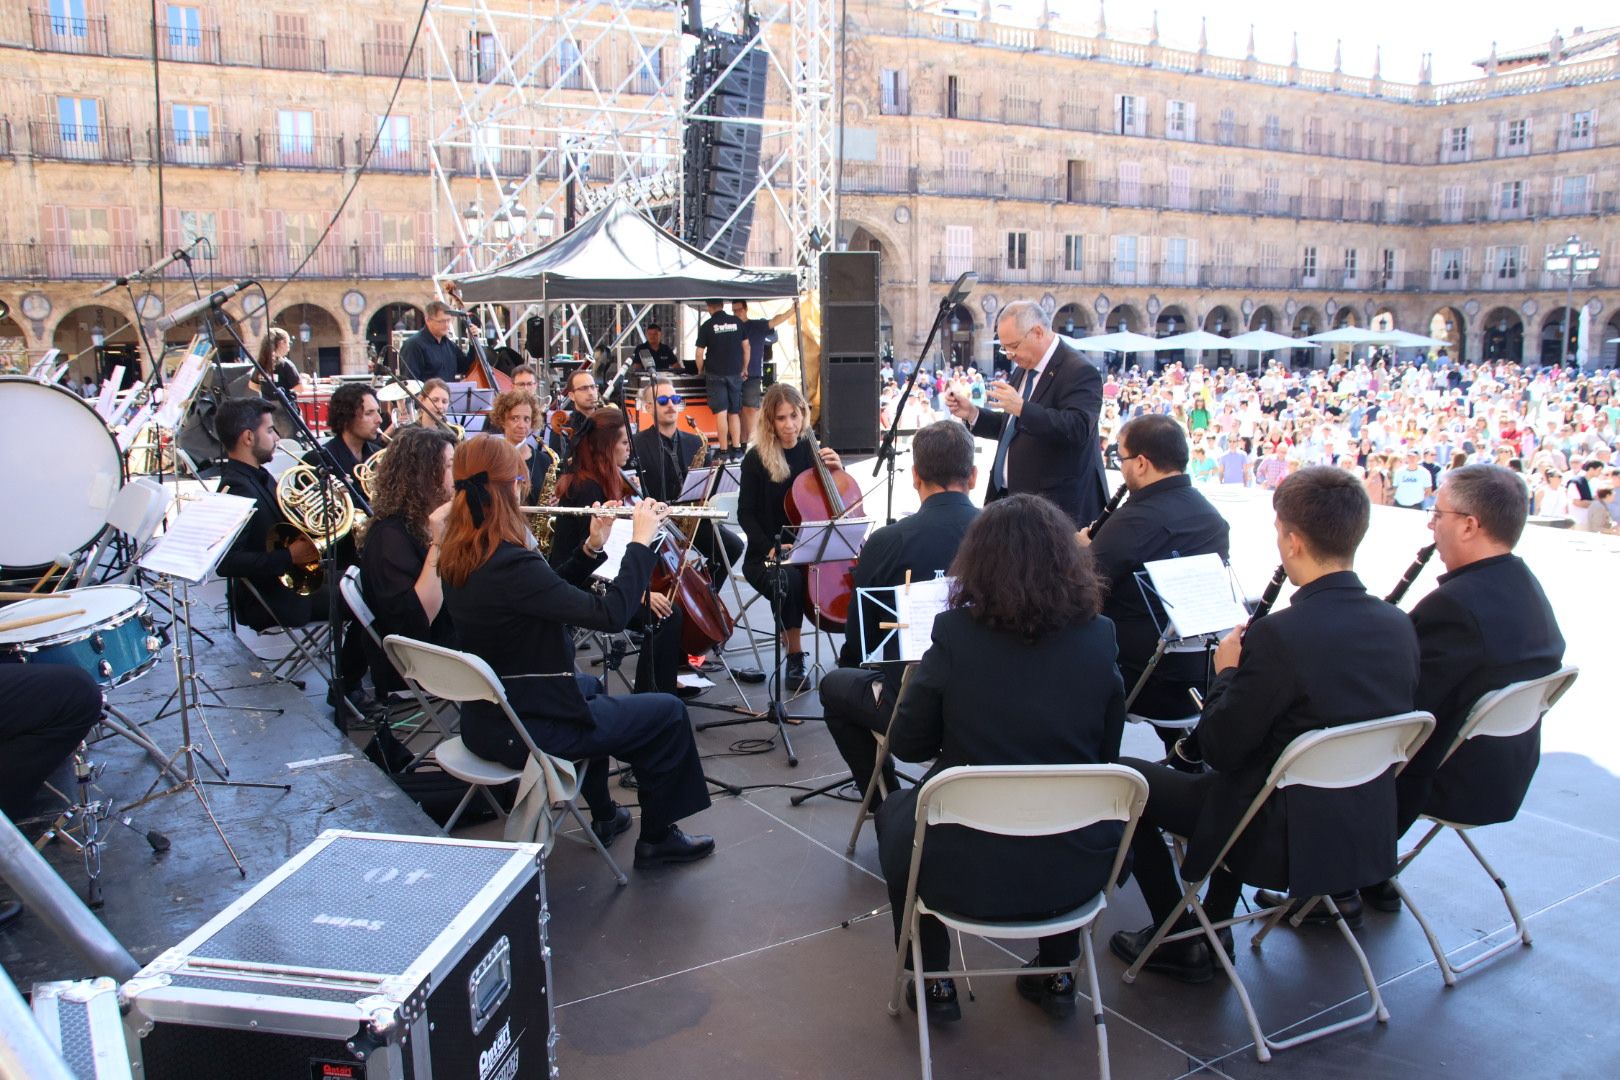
[[696, 517, 869, 766]]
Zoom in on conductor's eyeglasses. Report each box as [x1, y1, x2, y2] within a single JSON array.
[[655, 394, 683, 406]]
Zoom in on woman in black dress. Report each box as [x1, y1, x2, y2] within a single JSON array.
[[736, 383, 843, 691], [876, 494, 1127, 1022], [551, 410, 692, 698], [437, 435, 713, 865], [357, 425, 457, 695]]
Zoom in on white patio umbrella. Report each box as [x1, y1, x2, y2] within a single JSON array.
[[1152, 329, 1235, 351], [1064, 330, 1162, 353], [1305, 326, 1395, 345], [1225, 329, 1300, 351], [1380, 329, 1453, 349]]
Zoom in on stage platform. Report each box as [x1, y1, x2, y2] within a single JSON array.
[[3, 455, 1618, 1078]]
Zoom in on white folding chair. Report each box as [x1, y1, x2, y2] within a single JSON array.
[[845, 666, 922, 857], [1121, 711, 1435, 1062], [1390, 665, 1579, 986], [382, 634, 628, 886], [234, 577, 337, 690], [80, 477, 173, 584], [888, 764, 1149, 1080], [339, 567, 456, 754]]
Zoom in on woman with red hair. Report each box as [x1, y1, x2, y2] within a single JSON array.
[[438, 435, 714, 867]]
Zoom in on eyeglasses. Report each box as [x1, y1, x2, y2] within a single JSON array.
[[655, 394, 683, 406], [1429, 508, 1472, 521]]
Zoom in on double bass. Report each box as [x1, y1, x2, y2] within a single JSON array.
[[784, 427, 863, 633], [441, 281, 512, 395]]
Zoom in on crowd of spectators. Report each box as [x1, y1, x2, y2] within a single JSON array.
[[881, 354, 1620, 534]]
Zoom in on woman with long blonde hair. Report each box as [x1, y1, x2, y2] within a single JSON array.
[[736, 383, 844, 692], [438, 435, 715, 866]]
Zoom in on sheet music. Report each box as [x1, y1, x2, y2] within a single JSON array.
[[678, 466, 715, 503], [153, 341, 213, 428], [138, 492, 256, 584], [590, 519, 639, 581], [896, 575, 953, 661], [94, 367, 125, 419], [1142, 553, 1248, 639]]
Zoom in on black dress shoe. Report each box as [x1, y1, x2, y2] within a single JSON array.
[[734, 667, 767, 684], [1253, 889, 1364, 930], [589, 806, 633, 848], [1109, 926, 1215, 985], [674, 684, 704, 700], [784, 652, 810, 693], [634, 826, 716, 868], [1015, 960, 1076, 1019], [905, 977, 962, 1023], [1360, 880, 1403, 913]]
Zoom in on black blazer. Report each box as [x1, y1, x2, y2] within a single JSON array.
[[631, 426, 706, 503], [1399, 553, 1565, 829], [216, 458, 309, 631], [840, 491, 978, 682], [1189, 571, 1420, 895], [883, 608, 1127, 917], [970, 341, 1108, 525], [444, 540, 653, 763]]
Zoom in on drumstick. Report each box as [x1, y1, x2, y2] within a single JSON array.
[[0, 608, 86, 634], [29, 554, 72, 594]]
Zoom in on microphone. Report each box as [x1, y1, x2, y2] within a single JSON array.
[[154, 280, 256, 332], [92, 245, 197, 297], [443, 307, 471, 318]]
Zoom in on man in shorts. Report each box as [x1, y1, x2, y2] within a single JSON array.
[[695, 299, 746, 460], [732, 299, 793, 453]]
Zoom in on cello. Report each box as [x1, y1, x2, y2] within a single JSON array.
[[784, 427, 863, 633]]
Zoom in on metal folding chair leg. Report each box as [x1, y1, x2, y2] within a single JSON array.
[[1391, 823, 1531, 987]]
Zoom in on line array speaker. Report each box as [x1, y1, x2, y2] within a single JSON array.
[[818, 251, 881, 454], [682, 30, 767, 265]]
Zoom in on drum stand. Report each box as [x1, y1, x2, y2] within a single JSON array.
[[123, 576, 291, 877], [25, 750, 171, 907]]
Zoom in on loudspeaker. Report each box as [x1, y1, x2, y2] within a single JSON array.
[[683, 29, 767, 265], [818, 251, 881, 454]]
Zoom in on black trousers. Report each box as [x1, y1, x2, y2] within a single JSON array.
[[1121, 758, 1243, 927], [818, 667, 897, 796], [743, 559, 805, 636], [0, 664, 102, 820], [518, 676, 710, 837], [693, 522, 745, 578], [629, 608, 685, 696]]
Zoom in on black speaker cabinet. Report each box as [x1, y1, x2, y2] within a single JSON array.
[[818, 251, 881, 454]]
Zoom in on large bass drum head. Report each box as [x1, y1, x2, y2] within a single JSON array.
[[0, 376, 123, 566]]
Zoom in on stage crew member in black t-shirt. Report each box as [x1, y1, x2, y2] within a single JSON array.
[[731, 300, 792, 455], [632, 323, 681, 373], [694, 299, 747, 461]]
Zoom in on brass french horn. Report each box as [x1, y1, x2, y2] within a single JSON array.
[[268, 463, 361, 594]]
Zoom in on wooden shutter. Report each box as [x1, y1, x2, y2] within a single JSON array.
[[42, 204, 70, 276], [263, 208, 285, 275], [220, 208, 243, 276]]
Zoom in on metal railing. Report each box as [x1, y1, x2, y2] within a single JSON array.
[[361, 41, 422, 79], [159, 127, 243, 167], [259, 34, 326, 73], [256, 133, 347, 170], [361, 136, 430, 172], [28, 9, 109, 54], [28, 121, 133, 162], [156, 22, 222, 63]]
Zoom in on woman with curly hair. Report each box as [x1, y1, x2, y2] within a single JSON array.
[[357, 425, 457, 694], [489, 388, 540, 499], [438, 435, 714, 866], [875, 493, 1126, 1022], [551, 410, 694, 698]]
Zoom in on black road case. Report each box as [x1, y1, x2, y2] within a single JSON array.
[[121, 830, 556, 1079]]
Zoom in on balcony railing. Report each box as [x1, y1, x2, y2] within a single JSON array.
[[156, 23, 222, 63], [260, 34, 326, 72], [28, 121, 134, 163], [257, 133, 347, 170], [29, 9, 109, 55], [361, 136, 430, 172], [362, 41, 422, 78], [159, 127, 243, 167], [840, 162, 917, 194]]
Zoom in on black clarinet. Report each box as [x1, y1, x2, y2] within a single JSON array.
[[1170, 563, 1287, 771], [1086, 483, 1130, 539], [1385, 543, 1437, 605]]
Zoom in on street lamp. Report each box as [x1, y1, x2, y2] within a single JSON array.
[[1544, 234, 1601, 366]]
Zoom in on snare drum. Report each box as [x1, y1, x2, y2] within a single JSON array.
[[0, 586, 161, 687]]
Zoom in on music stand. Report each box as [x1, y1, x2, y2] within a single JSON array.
[[1123, 554, 1246, 711], [696, 517, 870, 766]]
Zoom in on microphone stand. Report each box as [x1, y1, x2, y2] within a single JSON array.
[[871, 272, 975, 525]]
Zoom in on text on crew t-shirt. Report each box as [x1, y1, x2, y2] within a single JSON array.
[[697, 313, 746, 377]]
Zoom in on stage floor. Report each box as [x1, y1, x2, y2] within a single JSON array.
[[4, 452, 1618, 1078]]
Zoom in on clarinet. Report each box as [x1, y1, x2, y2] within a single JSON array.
[[1086, 483, 1130, 539], [1385, 543, 1437, 605], [1170, 563, 1287, 771]]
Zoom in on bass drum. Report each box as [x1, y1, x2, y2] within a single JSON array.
[[0, 376, 123, 569]]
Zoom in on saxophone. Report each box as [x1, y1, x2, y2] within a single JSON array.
[[527, 444, 563, 554]]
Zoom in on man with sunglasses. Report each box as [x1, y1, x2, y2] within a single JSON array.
[[631, 375, 744, 573]]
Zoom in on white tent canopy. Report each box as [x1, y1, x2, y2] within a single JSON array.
[[1064, 330, 1162, 353], [1225, 329, 1301, 351], [1151, 329, 1236, 351]]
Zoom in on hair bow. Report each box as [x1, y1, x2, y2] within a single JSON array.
[[455, 471, 491, 527]]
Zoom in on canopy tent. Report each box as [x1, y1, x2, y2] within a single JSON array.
[[452, 199, 799, 304]]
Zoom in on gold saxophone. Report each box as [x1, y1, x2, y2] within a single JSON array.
[[527, 444, 563, 555], [268, 463, 363, 594]]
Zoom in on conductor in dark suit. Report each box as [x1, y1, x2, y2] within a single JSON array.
[[876, 494, 1127, 1022], [1356, 464, 1566, 913], [1110, 467, 1420, 984], [945, 300, 1107, 526], [819, 420, 979, 801]]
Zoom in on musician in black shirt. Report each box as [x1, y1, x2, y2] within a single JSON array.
[[305, 383, 383, 489], [227, 327, 302, 438], [630, 374, 744, 573], [399, 300, 472, 383], [1080, 415, 1230, 751]]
